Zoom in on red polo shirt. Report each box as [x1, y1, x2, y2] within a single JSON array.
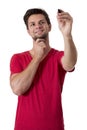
[[10, 48, 67, 130]]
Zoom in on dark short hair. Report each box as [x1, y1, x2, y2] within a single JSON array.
[[23, 8, 51, 29]]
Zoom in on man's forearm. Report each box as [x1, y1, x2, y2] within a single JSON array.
[[62, 35, 77, 71], [10, 58, 40, 95]]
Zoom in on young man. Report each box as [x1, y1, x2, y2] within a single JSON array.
[[10, 8, 77, 130]]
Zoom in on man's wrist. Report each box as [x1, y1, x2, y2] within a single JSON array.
[[63, 34, 73, 40], [32, 57, 41, 64]]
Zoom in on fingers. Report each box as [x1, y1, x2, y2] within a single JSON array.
[[33, 38, 47, 61], [36, 38, 45, 43], [35, 38, 46, 48], [57, 10, 73, 22], [59, 13, 72, 21]]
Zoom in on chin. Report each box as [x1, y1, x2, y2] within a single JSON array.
[[33, 34, 48, 41]]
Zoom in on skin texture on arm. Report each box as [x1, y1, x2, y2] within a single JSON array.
[[62, 35, 77, 71], [10, 58, 40, 96], [57, 10, 77, 71], [10, 39, 48, 96]]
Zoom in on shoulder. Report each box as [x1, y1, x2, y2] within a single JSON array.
[[51, 48, 64, 58], [10, 51, 31, 73], [10, 51, 29, 60]]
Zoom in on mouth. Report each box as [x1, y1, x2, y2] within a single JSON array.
[[35, 30, 43, 35]]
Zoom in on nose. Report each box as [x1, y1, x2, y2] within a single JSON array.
[[35, 23, 42, 29]]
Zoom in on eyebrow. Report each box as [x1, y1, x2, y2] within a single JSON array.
[[29, 19, 46, 24]]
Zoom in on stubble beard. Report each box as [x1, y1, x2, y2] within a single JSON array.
[[32, 33, 48, 41]]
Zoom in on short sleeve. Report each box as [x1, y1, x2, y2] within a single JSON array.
[[10, 54, 23, 75], [56, 51, 65, 69]]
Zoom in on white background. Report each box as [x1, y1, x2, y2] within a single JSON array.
[[0, 0, 87, 130]]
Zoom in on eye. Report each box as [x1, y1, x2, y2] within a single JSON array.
[[39, 21, 45, 25], [29, 23, 35, 27]]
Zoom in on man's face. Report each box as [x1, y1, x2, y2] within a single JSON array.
[[27, 14, 51, 41]]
